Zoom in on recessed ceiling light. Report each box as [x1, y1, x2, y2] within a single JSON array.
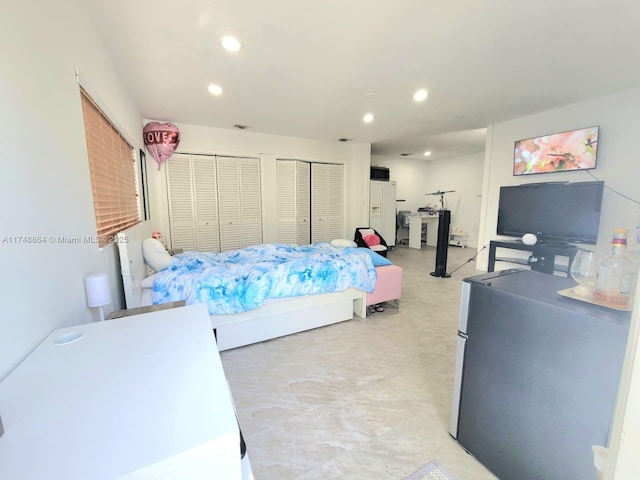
[[363, 113, 374, 123], [414, 89, 428, 102], [364, 92, 376, 97], [221, 36, 242, 52], [208, 84, 223, 96], [424, 151, 432, 157]]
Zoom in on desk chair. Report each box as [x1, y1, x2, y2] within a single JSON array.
[[354, 227, 389, 257]]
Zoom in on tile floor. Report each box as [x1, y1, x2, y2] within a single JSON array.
[[221, 245, 498, 480]]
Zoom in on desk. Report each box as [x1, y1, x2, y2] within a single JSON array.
[[0, 304, 242, 480], [409, 214, 439, 249], [106, 300, 185, 319]]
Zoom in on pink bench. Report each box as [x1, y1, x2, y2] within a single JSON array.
[[366, 264, 403, 308]]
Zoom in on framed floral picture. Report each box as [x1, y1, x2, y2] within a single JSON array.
[[513, 126, 599, 176]]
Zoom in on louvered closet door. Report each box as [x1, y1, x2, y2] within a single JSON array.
[[216, 157, 242, 252], [166, 154, 196, 250], [297, 161, 311, 245], [277, 160, 297, 243], [239, 158, 262, 247], [326, 164, 344, 240], [192, 156, 219, 252], [311, 163, 328, 242]]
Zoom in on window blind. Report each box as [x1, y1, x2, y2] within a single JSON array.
[[80, 88, 139, 246]]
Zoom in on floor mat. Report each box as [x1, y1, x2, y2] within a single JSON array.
[[402, 460, 458, 480]]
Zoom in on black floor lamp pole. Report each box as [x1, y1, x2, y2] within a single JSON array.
[[425, 190, 455, 278], [430, 209, 451, 278]]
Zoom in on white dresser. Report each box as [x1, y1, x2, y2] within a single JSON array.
[[0, 303, 242, 479]]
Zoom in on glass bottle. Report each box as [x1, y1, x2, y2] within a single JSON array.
[[593, 228, 638, 308]]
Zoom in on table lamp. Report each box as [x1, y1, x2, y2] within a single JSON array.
[[85, 273, 111, 322]]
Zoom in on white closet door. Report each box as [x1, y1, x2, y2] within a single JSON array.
[[311, 163, 328, 242], [217, 157, 242, 252], [192, 156, 219, 252], [216, 156, 262, 251], [166, 154, 262, 253], [297, 161, 311, 245], [311, 163, 343, 242], [326, 164, 344, 240], [239, 158, 262, 247], [166, 154, 196, 251], [277, 160, 297, 243]]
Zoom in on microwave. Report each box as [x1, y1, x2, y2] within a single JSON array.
[[370, 166, 390, 181]]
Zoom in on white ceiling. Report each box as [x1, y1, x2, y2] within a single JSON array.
[[86, 0, 640, 161]]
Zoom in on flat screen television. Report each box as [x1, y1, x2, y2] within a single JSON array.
[[513, 126, 599, 176], [497, 181, 604, 245]]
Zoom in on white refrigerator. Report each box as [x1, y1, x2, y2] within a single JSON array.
[[369, 180, 397, 246]]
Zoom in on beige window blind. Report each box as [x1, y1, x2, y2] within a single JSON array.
[[80, 88, 139, 246]]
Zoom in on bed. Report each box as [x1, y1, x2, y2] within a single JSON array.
[[116, 222, 372, 350]]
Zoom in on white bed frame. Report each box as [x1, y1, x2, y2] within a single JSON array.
[[117, 222, 367, 351]]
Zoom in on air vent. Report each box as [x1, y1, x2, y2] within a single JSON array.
[[400, 153, 411, 156], [234, 124, 249, 130], [338, 138, 351, 142]]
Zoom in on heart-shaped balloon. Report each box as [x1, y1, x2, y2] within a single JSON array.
[[143, 122, 180, 170]]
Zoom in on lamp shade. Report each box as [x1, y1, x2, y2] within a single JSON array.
[[85, 274, 111, 307]]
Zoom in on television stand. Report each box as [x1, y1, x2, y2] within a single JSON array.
[[488, 240, 578, 276]]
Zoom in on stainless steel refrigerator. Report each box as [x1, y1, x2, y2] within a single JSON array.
[[450, 269, 631, 480]]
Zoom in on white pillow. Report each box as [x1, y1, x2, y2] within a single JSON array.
[[331, 238, 357, 248], [140, 273, 157, 289], [142, 238, 172, 272]]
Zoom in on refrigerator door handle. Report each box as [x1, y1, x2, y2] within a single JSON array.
[[449, 332, 467, 438], [458, 281, 471, 333]]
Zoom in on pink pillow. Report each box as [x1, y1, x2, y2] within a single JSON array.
[[363, 234, 381, 246]]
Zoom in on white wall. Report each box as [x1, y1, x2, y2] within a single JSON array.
[[149, 122, 371, 246], [478, 88, 640, 269], [476, 87, 640, 479], [0, 0, 143, 380], [371, 155, 430, 213], [372, 152, 484, 248]]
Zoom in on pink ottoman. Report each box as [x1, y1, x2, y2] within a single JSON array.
[[367, 264, 403, 308]]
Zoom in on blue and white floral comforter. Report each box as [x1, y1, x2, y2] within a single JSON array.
[[152, 243, 377, 314]]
